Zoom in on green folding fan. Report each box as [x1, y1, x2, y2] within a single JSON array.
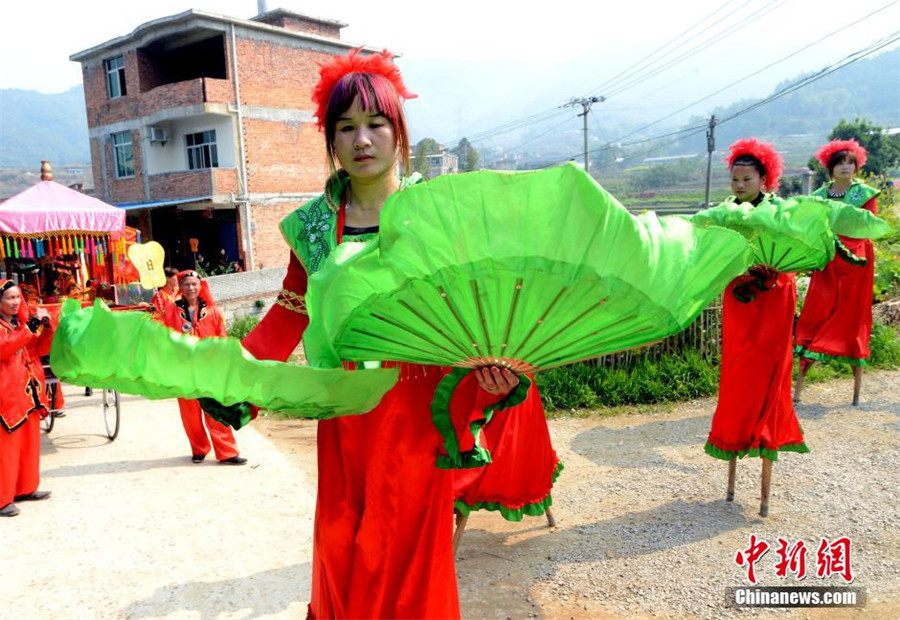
[[302, 164, 761, 467], [690, 196, 891, 272], [304, 164, 756, 373], [50, 299, 398, 420]]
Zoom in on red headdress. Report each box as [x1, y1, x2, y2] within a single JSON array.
[[724, 138, 784, 192], [176, 270, 215, 306], [312, 48, 417, 129], [815, 139, 867, 170]]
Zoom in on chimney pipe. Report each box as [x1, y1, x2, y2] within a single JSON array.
[[257, 0, 268, 15]]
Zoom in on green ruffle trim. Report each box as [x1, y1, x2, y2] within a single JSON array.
[[704, 440, 810, 462], [794, 345, 867, 368], [834, 237, 867, 266], [432, 368, 532, 470], [454, 460, 564, 522]]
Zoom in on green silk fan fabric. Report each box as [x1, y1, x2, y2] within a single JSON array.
[[50, 299, 398, 419], [305, 164, 756, 372], [690, 196, 891, 272]]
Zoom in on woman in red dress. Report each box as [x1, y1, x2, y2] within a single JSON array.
[[230, 50, 546, 618], [0, 280, 53, 517], [161, 271, 245, 465], [704, 139, 809, 517], [794, 139, 879, 405], [151, 266, 180, 319]]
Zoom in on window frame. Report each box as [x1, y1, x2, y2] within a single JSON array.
[[185, 130, 219, 171], [104, 55, 127, 99], [111, 130, 135, 179]]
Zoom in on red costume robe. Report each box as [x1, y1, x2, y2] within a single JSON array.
[[705, 196, 809, 461], [1, 306, 52, 508], [795, 181, 879, 366], [452, 379, 562, 521], [243, 181, 547, 619], [162, 298, 239, 460]]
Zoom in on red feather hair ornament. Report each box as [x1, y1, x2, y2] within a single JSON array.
[[815, 139, 867, 170], [724, 138, 784, 192], [312, 48, 417, 129]]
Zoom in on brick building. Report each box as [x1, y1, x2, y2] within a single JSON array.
[[70, 7, 372, 271]]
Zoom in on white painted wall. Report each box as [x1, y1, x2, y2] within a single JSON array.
[[144, 114, 236, 175]]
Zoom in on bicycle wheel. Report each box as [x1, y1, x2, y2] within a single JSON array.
[[103, 389, 121, 440]]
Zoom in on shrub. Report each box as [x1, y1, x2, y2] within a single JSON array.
[[227, 315, 259, 340]]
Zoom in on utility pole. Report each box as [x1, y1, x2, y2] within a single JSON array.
[[703, 115, 716, 208], [563, 96, 605, 174]]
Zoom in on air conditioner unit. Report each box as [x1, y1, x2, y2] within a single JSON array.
[[148, 126, 169, 145]]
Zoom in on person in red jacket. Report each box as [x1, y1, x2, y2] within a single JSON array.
[[151, 266, 180, 319], [161, 271, 245, 465], [1, 280, 53, 517]]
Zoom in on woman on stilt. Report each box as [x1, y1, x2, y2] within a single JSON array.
[[794, 139, 880, 406], [704, 138, 809, 517]]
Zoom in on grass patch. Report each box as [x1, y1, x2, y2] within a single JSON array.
[[539, 320, 900, 416]]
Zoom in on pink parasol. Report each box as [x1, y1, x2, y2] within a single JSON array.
[[0, 180, 125, 237]]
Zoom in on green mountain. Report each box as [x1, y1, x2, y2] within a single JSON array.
[[0, 85, 90, 168], [674, 48, 900, 153]]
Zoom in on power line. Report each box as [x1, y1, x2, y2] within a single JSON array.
[[579, 29, 899, 170], [606, 6, 899, 146], [584, 1, 739, 96], [599, 0, 788, 100]]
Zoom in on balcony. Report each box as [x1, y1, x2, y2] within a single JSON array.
[[147, 167, 238, 203], [140, 78, 233, 120]]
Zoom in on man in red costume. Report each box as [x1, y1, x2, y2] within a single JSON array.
[[161, 271, 246, 465], [1, 280, 53, 517]]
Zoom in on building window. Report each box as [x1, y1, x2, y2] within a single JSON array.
[[186, 130, 219, 170], [105, 55, 126, 99], [112, 131, 134, 178]]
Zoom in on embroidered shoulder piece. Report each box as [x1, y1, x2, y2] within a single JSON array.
[[276, 289, 308, 315]]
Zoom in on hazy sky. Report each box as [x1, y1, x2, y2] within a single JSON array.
[[2, 0, 898, 143]]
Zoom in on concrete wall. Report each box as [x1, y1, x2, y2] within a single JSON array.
[[206, 266, 285, 322]]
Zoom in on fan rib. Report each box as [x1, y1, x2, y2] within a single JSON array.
[[438, 286, 481, 355], [367, 311, 467, 360], [471, 279, 492, 354], [396, 300, 474, 359], [518, 297, 618, 364], [502, 278, 524, 353], [347, 327, 455, 363], [513, 287, 569, 359]]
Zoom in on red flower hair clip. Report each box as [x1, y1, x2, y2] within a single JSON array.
[[724, 138, 784, 192], [312, 48, 417, 129], [815, 139, 867, 169]]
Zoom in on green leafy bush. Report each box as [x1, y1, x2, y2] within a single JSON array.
[[227, 315, 259, 340]]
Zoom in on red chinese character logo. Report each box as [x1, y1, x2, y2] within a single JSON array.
[[815, 537, 854, 583], [735, 534, 770, 584], [774, 538, 808, 580]]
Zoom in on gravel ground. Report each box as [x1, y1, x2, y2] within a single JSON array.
[[447, 369, 900, 619]]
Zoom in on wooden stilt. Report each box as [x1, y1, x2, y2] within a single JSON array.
[[452, 509, 468, 555], [726, 458, 737, 502], [759, 458, 773, 517], [793, 364, 809, 403], [852, 366, 863, 406], [545, 507, 557, 528]]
